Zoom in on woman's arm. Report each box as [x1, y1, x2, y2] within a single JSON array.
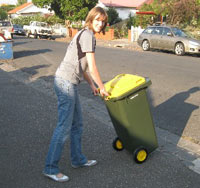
[[83, 71, 98, 95], [86, 52, 109, 97]]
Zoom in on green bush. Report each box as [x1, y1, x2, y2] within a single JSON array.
[[113, 20, 128, 39], [184, 26, 200, 40], [12, 14, 43, 25], [12, 14, 64, 26]]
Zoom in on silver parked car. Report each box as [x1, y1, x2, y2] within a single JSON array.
[[137, 25, 200, 56]]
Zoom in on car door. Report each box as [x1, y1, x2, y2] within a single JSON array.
[[140, 27, 155, 47], [151, 27, 163, 49], [159, 27, 175, 50]]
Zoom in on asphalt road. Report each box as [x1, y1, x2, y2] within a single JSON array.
[[0, 35, 200, 188], [10, 36, 200, 143]]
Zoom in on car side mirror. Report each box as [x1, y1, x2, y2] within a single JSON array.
[[167, 32, 173, 36]]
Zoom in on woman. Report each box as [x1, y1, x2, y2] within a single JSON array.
[[43, 7, 109, 182]]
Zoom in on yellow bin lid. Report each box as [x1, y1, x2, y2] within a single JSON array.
[[104, 74, 146, 100]]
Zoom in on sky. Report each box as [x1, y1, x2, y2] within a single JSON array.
[[0, 0, 18, 5]]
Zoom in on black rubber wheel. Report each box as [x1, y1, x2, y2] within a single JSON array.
[[174, 42, 185, 56], [142, 40, 150, 51], [112, 137, 124, 151], [134, 147, 148, 164]]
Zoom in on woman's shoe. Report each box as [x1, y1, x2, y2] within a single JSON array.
[[43, 173, 69, 182], [71, 160, 97, 168]]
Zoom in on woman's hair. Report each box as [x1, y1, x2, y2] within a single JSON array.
[[84, 6, 108, 34]]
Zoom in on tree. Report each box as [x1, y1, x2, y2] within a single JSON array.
[[166, 0, 200, 25], [0, 5, 16, 20], [127, 13, 138, 29], [0, 9, 7, 20], [137, 0, 200, 27], [0, 5, 16, 13], [17, 0, 27, 6], [32, 0, 98, 24], [106, 7, 122, 25]]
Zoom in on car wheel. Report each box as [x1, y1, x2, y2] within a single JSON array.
[[175, 42, 185, 56], [142, 40, 150, 51]]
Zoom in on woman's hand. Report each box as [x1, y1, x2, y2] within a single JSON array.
[[91, 85, 99, 96], [99, 87, 110, 98]]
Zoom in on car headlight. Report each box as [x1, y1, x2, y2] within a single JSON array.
[[189, 41, 200, 46]]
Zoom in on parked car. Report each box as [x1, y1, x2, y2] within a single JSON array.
[[13, 24, 26, 36], [137, 25, 200, 56], [0, 20, 14, 39], [23, 21, 53, 39]]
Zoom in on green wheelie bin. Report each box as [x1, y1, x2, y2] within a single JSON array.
[[103, 74, 158, 163]]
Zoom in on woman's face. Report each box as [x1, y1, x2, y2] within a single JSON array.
[[92, 14, 105, 33]]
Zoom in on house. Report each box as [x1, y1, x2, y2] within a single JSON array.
[[97, 0, 154, 20], [8, 2, 53, 19]]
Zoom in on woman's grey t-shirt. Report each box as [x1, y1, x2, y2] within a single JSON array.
[[55, 28, 96, 84]]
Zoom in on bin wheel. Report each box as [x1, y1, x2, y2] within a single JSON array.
[[134, 147, 148, 164], [112, 137, 124, 151]]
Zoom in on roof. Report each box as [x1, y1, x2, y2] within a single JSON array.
[[8, 2, 32, 14], [99, 0, 153, 8]]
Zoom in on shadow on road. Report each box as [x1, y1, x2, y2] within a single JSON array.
[[20, 65, 50, 77], [13, 41, 29, 46], [1, 67, 200, 187], [39, 75, 55, 83], [152, 87, 200, 141], [14, 49, 52, 59]]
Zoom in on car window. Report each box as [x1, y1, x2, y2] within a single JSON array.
[[162, 27, 172, 36], [143, 27, 154, 34], [41, 23, 47, 27], [14, 24, 23, 28], [0, 21, 11, 27], [152, 27, 163, 35], [171, 27, 188, 37]]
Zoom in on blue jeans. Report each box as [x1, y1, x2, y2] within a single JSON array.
[[44, 77, 87, 175]]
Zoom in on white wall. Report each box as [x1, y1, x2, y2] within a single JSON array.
[[115, 8, 137, 20], [9, 3, 53, 19], [96, 2, 137, 20]]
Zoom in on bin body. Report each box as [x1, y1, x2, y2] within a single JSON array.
[[104, 74, 158, 154], [0, 41, 13, 60]]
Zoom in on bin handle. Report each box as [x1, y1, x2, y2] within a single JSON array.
[[136, 78, 143, 84], [116, 74, 125, 79], [110, 74, 125, 88]]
